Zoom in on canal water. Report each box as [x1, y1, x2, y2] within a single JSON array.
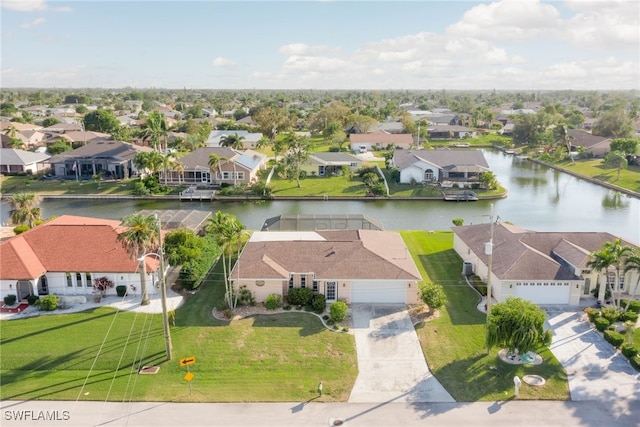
[[1, 150, 638, 242]]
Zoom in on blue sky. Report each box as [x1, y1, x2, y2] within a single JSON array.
[[1, 0, 638, 90]]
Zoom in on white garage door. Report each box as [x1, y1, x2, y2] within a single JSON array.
[[514, 283, 571, 305], [351, 280, 406, 304]]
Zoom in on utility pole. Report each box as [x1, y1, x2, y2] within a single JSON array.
[[485, 203, 495, 315], [155, 214, 173, 361]]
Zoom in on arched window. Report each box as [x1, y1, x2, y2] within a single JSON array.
[[424, 169, 434, 181]]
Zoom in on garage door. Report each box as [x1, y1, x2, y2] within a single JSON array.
[[351, 280, 406, 304], [514, 282, 571, 305]]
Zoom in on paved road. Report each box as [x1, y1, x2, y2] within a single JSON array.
[[2, 399, 639, 427], [348, 304, 453, 403]]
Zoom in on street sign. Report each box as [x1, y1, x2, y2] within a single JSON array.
[[180, 356, 196, 367], [184, 372, 194, 382]]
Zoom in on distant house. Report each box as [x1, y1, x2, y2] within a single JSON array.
[[0, 121, 43, 133], [452, 222, 640, 305], [427, 125, 477, 140], [166, 147, 267, 186], [0, 215, 163, 302], [567, 129, 612, 157], [48, 140, 150, 179], [206, 130, 264, 149], [0, 148, 50, 174], [43, 130, 110, 146], [261, 214, 384, 231], [349, 131, 414, 152], [301, 152, 363, 177], [229, 230, 421, 304], [392, 149, 490, 186]]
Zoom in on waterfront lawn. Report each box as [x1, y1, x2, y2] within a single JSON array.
[[0, 175, 142, 195], [0, 261, 357, 402], [557, 158, 640, 193], [401, 231, 570, 401], [268, 174, 369, 197]]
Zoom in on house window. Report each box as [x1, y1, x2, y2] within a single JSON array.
[[86, 273, 92, 286], [66, 273, 73, 287], [312, 280, 319, 293], [76, 272, 83, 287], [288, 276, 294, 289], [221, 172, 230, 180], [350, 162, 358, 167], [300, 276, 306, 288], [235, 172, 245, 180], [424, 169, 434, 181]]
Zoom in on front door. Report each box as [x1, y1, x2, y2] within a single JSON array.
[[326, 281, 337, 302]]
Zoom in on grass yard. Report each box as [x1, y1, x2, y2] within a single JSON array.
[[401, 230, 570, 401], [0, 261, 357, 402], [554, 158, 640, 193], [0, 175, 147, 196], [268, 174, 369, 197]]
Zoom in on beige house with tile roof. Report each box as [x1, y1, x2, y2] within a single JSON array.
[[229, 230, 421, 304], [0, 216, 162, 302], [452, 223, 640, 305]]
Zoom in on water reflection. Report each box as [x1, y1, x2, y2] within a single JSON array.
[[602, 191, 630, 210]]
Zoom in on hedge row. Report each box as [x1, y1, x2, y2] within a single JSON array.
[[179, 235, 219, 291]]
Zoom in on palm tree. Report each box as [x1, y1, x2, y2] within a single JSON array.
[[604, 150, 628, 181], [117, 214, 159, 306], [8, 192, 42, 228], [623, 248, 640, 312], [588, 239, 632, 307], [588, 249, 615, 304], [554, 124, 575, 163], [208, 153, 222, 184], [142, 111, 169, 152], [206, 212, 247, 309], [220, 133, 245, 150]]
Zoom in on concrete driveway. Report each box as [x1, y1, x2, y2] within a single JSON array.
[[348, 304, 454, 403], [545, 309, 640, 402]]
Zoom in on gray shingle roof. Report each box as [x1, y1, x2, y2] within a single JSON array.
[[393, 149, 489, 171], [0, 148, 50, 166]]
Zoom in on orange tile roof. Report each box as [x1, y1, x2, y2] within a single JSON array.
[[0, 215, 157, 280]]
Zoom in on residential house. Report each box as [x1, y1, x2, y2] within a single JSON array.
[[1, 121, 43, 133], [427, 125, 477, 140], [567, 129, 612, 157], [43, 130, 110, 146], [229, 230, 421, 304], [371, 121, 404, 134], [0, 148, 51, 174], [206, 130, 264, 149], [452, 222, 640, 305], [301, 152, 363, 177], [261, 214, 384, 232], [392, 149, 490, 186], [349, 131, 414, 152], [48, 140, 151, 179], [166, 146, 267, 186], [0, 215, 162, 302]]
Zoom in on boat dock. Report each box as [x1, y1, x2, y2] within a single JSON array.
[[442, 190, 478, 201], [179, 186, 216, 201]]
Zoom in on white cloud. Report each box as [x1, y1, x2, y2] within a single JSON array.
[[564, 1, 639, 48], [282, 55, 348, 72], [278, 43, 330, 56], [212, 57, 236, 68], [20, 17, 46, 29], [1, 0, 47, 11]]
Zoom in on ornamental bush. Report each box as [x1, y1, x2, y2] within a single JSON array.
[[600, 306, 621, 323], [3, 294, 17, 306], [26, 294, 39, 305], [584, 307, 599, 323], [265, 294, 282, 310], [621, 311, 639, 323], [593, 317, 610, 332], [603, 330, 625, 348], [179, 235, 219, 291], [621, 343, 638, 358], [620, 299, 640, 314], [330, 301, 348, 323], [39, 294, 59, 311], [312, 294, 326, 314], [287, 287, 313, 306]]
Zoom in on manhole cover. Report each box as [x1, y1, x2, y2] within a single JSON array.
[[523, 374, 545, 386]]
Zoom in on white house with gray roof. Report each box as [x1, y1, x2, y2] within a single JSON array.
[[0, 148, 50, 174], [301, 152, 363, 177], [206, 130, 263, 149], [392, 149, 490, 186]]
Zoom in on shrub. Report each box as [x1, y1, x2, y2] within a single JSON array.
[[26, 294, 39, 305], [419, 282, 447, 310], [283, 305, 292, 311], [39, 295, 59, 311], [603, 330, 625, 348], [600, 306, 621, 323], [621, 311, 639, 323], [594, 317, 610, 332], [3, 294, 17, 306], [116, 285, 128, 297], [312, 294, 326, 314], [621, 343, 638, 358], [93, 276, 115, 295], [265, 294, 282, 310], [585, 307, 599, 323], [179, 235, 219, 291], [13, 225, 30, 235], [287, 287, 313, 306], [469, 275, 487, 296], [620, 299, 640, 314], [330, 301, 348, 323]]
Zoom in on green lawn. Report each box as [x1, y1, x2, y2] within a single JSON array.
[[401, 230, 570, 401], [554, 158, 640, 193], [0, 261, 357, 402], [0, 175, 151, 196]]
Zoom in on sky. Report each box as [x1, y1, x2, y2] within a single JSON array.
[[1, 0, 639, 90]]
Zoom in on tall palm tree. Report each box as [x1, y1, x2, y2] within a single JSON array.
[[554, 124, 575, 163], [623, 248, 640, 312], [206, 212, 247, 309], [117, 214, 159, 306], [8, 192, 42, 228], [220, 133, 245, 150], [142, 111, 169, 153], [208, 153, 221, 184], [588, 239, 632, 307], [588, 249, 615, 304], [604, 151, 628, 181]]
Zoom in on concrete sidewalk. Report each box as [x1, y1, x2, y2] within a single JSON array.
[[1, 399, 638, 427]]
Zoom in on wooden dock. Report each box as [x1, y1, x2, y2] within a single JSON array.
[[442, 190, 478, 201], [180, 187, 216, 201]]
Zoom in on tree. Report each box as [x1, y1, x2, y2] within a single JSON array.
[[623, 248, 640, 313], [452, 218, 464, 226], [419, 282, 447, 313], [604, 151, 628, 181], [133, 151, 164, 176], [486, 297, 552, 356], [208, 153, 223, 184], [206, 212, 248, 309], [588, 239, 632, 307], [164, 228, 205, 266], [220, 132, 245, 150], [47, 142, 72, 155], [253, 107, 292, 155], [141, 111, 169, 152], [479, 171, 498, 190], [592, 109, 634, 138], [346, 113, 377, 134], [610, 138, 639, 157], [41, 117, 61, 128], [83, 109, 120, 134], [553, 124, 576, 163], [8, 192, 42, 228], [277, 133, 311, 188], [117, 214, 159, 306]]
